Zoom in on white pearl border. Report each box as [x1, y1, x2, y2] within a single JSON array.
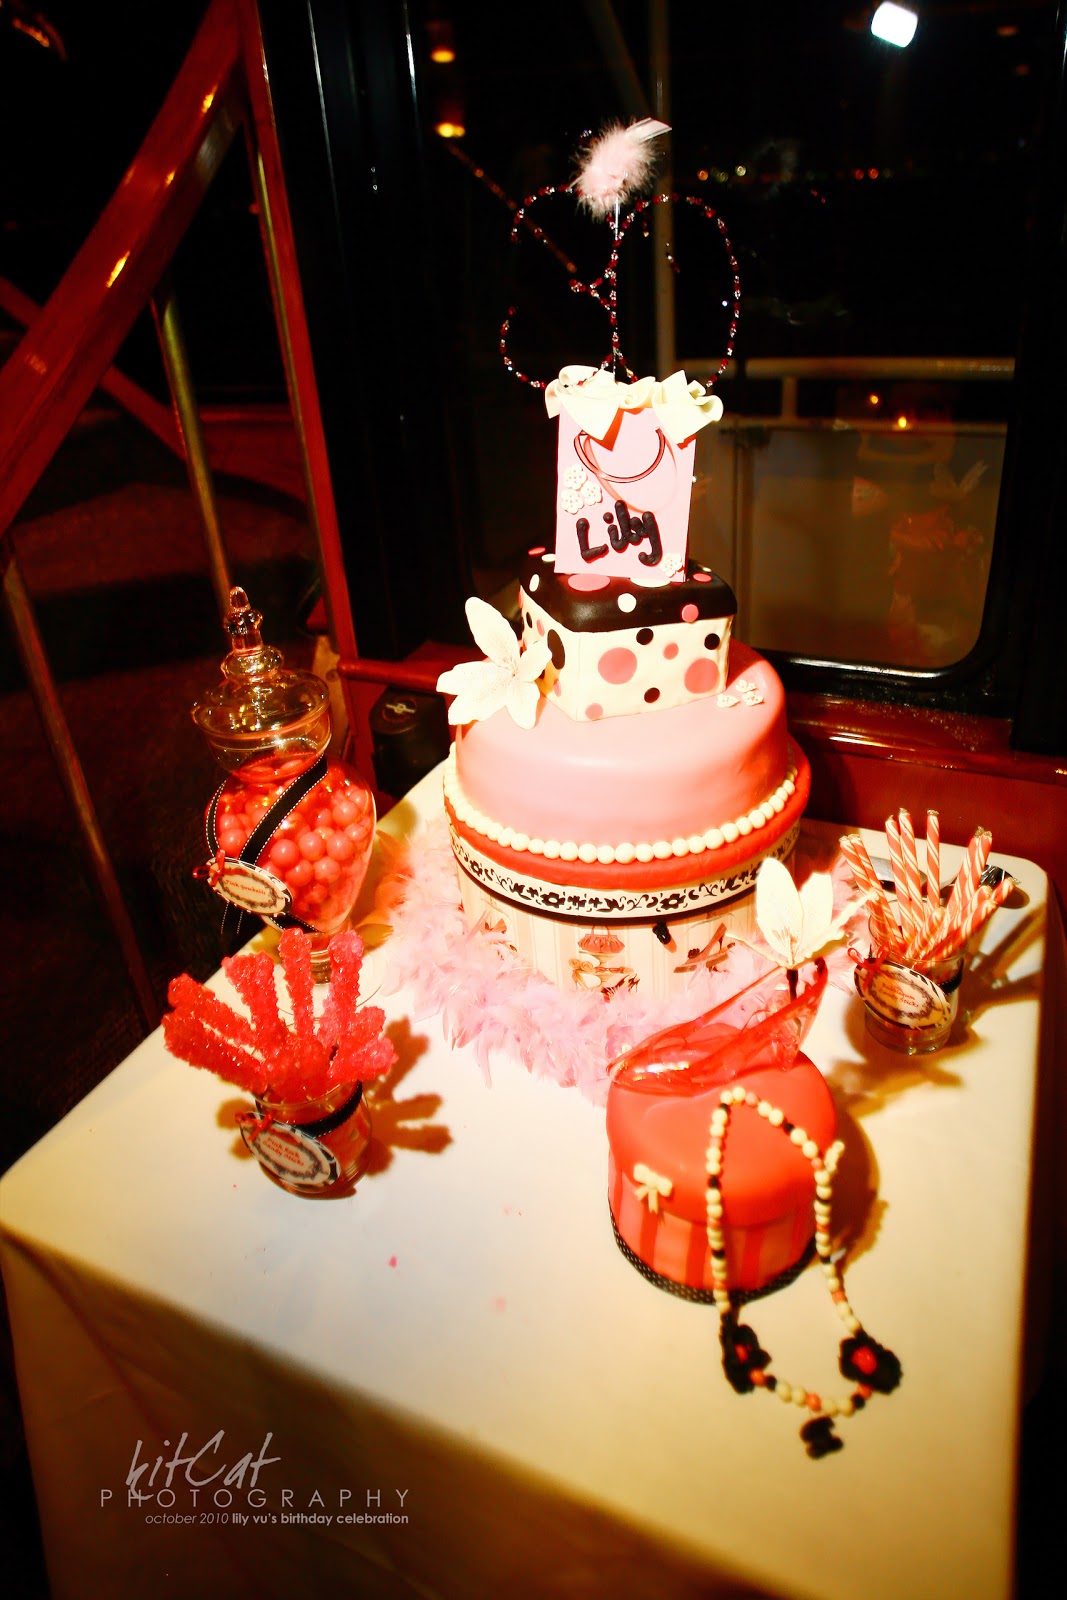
[[444, 745, 797, 865]]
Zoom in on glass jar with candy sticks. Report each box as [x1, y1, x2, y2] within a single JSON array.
[[192, 588, 375, 976]]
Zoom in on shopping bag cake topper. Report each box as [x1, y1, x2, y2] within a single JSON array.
[[498, 119, 740, 582]]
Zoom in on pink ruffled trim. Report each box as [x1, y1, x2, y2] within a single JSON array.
[[372, 818, 861, 1105]]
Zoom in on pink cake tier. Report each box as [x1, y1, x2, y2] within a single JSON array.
[[607, 1057, 837, 1295], [450, 642, 794, 871]]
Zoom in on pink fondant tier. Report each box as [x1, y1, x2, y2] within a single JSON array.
[[607, 1058, 837, 1294], [453, 642, 788, 858]]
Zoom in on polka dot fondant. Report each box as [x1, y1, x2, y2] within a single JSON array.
[[547, 630, 566, 669], [618, 593, 637, 614], [567, 573, 610, 592], [681, 604, 699, 623], [598, 647, 638, 685], [684, 657, 720, 695], [636, 628, 654, 645], [704, 631, 720, 649], [586, 703, 604, 720], [663, 642, 679, 661]]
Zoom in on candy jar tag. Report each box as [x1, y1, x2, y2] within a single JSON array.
[[192, 588, 375, 968]]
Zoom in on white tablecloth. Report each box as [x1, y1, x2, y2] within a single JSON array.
[[0, 773, 1050, 1599]]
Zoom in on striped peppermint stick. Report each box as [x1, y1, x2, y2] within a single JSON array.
[[925, 875, 1012, 963], [943, 828, 992, 933], [885, 814, 922, 947], [838, 833, 904, 955], [925, 809, 941, 920], [897, 809, 926, 935]]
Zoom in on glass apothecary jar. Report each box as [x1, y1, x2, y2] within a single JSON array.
[[192, 588, 375, 974]]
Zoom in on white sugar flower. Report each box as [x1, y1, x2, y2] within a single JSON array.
[[436, 598, 551, 730], [754, 856, 852, 970]]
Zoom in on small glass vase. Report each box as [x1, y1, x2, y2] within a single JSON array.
[[238, 1080, 372, 1196], [856, 953, 964, 1055]]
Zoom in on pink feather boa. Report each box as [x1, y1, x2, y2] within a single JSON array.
[[371, 818, 860, 1105]]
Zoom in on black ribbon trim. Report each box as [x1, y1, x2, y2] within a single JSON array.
[[257, 1080, 363, 1139], [609, 1208, 815, 1306], [205, 752, 329, 935]]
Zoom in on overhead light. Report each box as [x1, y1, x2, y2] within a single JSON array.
[[871, 3, 918, 49]]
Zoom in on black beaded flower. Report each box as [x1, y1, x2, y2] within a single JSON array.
[[800, 1417, 843, 1459], [839, 1332, 902, 1394], [720, 1315, 770, 1394]]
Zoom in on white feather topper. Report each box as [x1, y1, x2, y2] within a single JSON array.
[[574, 118, 671, 219]]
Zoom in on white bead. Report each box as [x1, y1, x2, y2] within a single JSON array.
[[790, 1126, 806, 1146], [737, 815, 752, 836], [777, 1381, 793, 1404], [615, 842, 635, 864], [845, 1314, 861, 1333], [577, 842, 598, 864], [823, 1397, 839, 1417], [595, 844, 614, 865], [653, 840, 672, 860], [721, 821, 740, 843], [687, 835, 705, 854], [543, 839, 560, 859], [511, 832, 529, 852], [635, 842, 654, 863], [794, 1389, 809, 1407], [840, 1396, 854, 1418], [671, 838, 689, 857], [748, 808, 766, 829], [704, 827, 725, 850], [803, 1139, 819, 1160], [560, 841, 579, 861], [757, 1100, 772, 1118], [769, 1107, 784, 1126]]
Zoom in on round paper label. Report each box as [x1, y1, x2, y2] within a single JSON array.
[[211, 859, 291, 919], [859, 962, 955, 1032], [241, 1121, 340, 1189]]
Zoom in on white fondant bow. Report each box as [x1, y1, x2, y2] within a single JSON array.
[[632, 1162, 674, 1213], [544, 365, 723, 445]]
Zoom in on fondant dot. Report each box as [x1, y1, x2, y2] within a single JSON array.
[[681, 604, 699, 623], [528, 546, 546, 556], [663, 641, 679, 660], [617, 593, 637, 613], [536, 619, 545, 635], [552, 679, 562, 696], [529, 573, 540, 592], [684, 657, 720, 695], [704, 631, 720, 650], [542, 553, 555, 563], [566, 573, 610, 592], [693, 571, 711, 583], [546, 629, 566, 669], [636, 628, 654, 645], [643, 687, 660, 703], [524, 612, 533, 629], [598, 647, 637, 684], [585, 703, 604, 720]]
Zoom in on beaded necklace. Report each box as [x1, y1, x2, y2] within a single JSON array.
[[707, 1082, 902, 1457]]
